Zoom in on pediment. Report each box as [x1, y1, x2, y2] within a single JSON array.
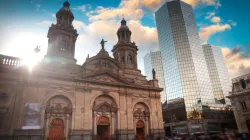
[[93, 102, 117, 112], [83, 72, 130, 85], [83, 56, 121, 71]]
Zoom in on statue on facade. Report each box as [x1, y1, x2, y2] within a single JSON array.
[[100, 39, 107, 50], [152, 69, 156, 79], [34, 46, 41, 53]]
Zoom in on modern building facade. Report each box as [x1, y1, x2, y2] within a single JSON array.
[[0, 1, 164, 140], [162, 99, 236, 136], [203, 44, 232, 105], [144, 51, 166, 103], [155, 0, 215, 118], [227, 73, 250, 133]]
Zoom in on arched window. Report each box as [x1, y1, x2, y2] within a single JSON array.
[[59, 40, 67, 51], [240, 79, 246, 89], [240, 102, 247, 110], [128, 55, 133, 64], [122, 33, 125, 40]]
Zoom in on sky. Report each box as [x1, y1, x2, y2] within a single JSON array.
[[0, 0, 249, 78]]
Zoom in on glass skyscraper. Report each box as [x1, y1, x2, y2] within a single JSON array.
[[144, 51, 167, 103], [155, 0, 215, 118], [202, 44, 232, 105]]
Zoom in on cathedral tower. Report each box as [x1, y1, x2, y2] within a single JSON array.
[[112, 19, 138, 70], [44, 1, 78, 64]]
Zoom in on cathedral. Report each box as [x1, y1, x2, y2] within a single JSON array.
[[0, 1, 164, 140]]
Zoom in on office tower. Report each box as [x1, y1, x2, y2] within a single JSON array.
[[144, 51, 167, 103], [202, 44, 232, 105], [155, 0, 215, 117]]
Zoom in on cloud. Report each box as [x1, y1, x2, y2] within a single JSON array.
[[205, 12, 215, 19], [205, 11, 221, 23], [128, 20, 158, 45], [199, 24, 231, 41], [211, 16, 221, 23], [87, 0, 144, 21], [74, 19, 158, 65], [202, 11, 237, 41], [74, 5, 92, 12], [52, 14, 56, 18], [141, 0, 164, 9], [72, 20, 85, 31], [228, 20, 237, 26], [182, 0, 221, 7], [36, 4, 41, 8], [35, 4, 41, 11], [221, 45, 250, 78], [86, 0, 222, 22], [36, 20, 53, 26]]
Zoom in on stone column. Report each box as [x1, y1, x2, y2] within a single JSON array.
[[125, 51, 128, 65], [45, 114, 50, 140], [65, 114, 70, 140], [145, 118, 149, 136], [94, 112, 97, 135], [111, 112, 115, 136]]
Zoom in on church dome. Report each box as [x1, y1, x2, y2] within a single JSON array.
[[56, 1, 74, 20], [117, 19, 131, 33], [117, 18, 131, 42]]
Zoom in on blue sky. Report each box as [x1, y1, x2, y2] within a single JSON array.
[[0, 0, 249, 78]]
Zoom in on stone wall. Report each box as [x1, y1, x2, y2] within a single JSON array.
[[0, 71, 164, 139]]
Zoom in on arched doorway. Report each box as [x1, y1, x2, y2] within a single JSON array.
[[136, 120, 145, 140], [247, 120, 250, 132], [133, 102, 150, 138], [45, 95, 72, 140], [97, 116, 110, 140], [92, 95, 118, 138], [48, 118, 64, 140]]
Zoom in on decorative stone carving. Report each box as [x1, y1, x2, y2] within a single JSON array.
[[94, 60, 112, 69], [93, 102, 117, 113], [46, 103, 72, 114], [133, 108, 150, 119], [85, 74, 129, 85]]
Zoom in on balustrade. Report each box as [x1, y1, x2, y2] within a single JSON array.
[[0, 54, 22, 67]]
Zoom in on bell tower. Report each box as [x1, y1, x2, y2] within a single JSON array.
[[112, 18, 138, 70], [44, 1, 78, 64]]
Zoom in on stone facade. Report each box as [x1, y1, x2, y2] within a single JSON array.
[[227, 73, 250, 133], [0, 1, 164, 140]]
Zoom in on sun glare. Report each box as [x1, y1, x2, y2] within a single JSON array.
[[4, 32, 47, 71], [22, 53, 41, 71]]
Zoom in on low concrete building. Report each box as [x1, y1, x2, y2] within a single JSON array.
[[227, 73, 250, 133]]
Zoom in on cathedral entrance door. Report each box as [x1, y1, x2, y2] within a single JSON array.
[[136, 120, 145, 140], [97, 116, 110, 140], [247, 120, 250, 132], [48, 118, 64, 140]]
